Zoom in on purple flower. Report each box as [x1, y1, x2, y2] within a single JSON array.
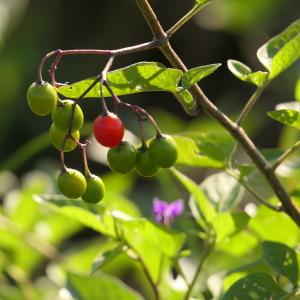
[[152, 198, 184, 225]]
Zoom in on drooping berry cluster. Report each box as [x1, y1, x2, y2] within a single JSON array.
[[26, 78, 178, 202]]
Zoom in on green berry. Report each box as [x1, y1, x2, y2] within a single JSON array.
[[149, 135, 178, 168], [52, 100, 84, 132], [107, 141, 137, 173], [81, 175, 105, 204], [57, 168, 86, 198], [136, 147, 159, 177], [27, 82, 57, 116], [49, 124, 79, 152]]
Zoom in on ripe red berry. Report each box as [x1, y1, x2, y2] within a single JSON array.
[[93, 113, 124, 148]]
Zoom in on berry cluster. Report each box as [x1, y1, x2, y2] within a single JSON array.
[[26, 79, 178, 203]]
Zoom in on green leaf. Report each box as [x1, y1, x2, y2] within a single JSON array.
[[34, 195, 117, 237], [92, 243, 124, 274], [174, 131, 236, 169], [261, 241, 298, 286], [249, 205, 300, 247], [295, 77, 300, 101], [223, 273, 288, 300], [173, 89, 200, 116], [267, 109, 300, 129], [227, 60, 269, 87], [212, 212, 250, 244], [181, 64, 221, 90], [67, 272, 143, 300], [57, 62, 183, 98], [257, 18, 300, 79], [195, 0, 210, 5], [201, 172, 244, 212], [118, 218, 185, 281], [171, 168, 216, 226]]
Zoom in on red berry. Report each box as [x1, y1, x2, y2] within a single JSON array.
[[93, 113, 124, 148]]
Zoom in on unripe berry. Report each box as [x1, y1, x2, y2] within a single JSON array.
[[136, 147, 159, 177], [149, 135, 178, 168], [57, 168, 86, 198], [27, 82, 57, 116], [52, 100, 84, 132], [81, 175, 105, 204], [107, 141, 137, 173], [49, 124, 80, 152], [93, 113, 124, 148]]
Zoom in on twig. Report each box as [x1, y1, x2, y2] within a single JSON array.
[[236, 84, 268, 126], [167, 2, 210, 38], [272, 140, 300, 171]]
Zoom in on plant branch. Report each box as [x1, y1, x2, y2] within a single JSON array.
[[226, 169, 283, 211], [272, 140, 300, 171], [167, 2, 209, 38], [38, 40, 160, 84], [184, 242, 212, 300], [135, 0, 300, 226], [137, 257, 160, 300], [236, 84, 268, 126]]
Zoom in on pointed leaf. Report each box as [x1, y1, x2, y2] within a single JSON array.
[[34, 195, 117, 237], [173, 89, 200, 116], [57, 62, 182, 98], [118, 218, 185, 281], [92, 243, 125, 274], [262, 241, 298, 286], [174, 131, 236, 169], [212, 212, 250, 244], [171, 168, 216, 225], [295, 77, 300, 101], [257, 18, 300, 79], [267, 109, 300, 129], [227, 60, 268, 87], [223, 273, 288, 300], [201, 172, 245, 212], [181, 64, 221, 90], [67, 272, 143, 300]]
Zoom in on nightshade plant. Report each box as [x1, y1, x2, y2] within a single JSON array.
[[20, 0, 300, 299]]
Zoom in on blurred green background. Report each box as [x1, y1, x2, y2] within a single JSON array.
[[0, 0, 299, 299]]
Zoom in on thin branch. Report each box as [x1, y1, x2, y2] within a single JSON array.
[[272, 140, 300, 171], [135, 0, 300, 226], [236, 83, 268, 126], [167, 2, 210, 38], [226, 169, 283, 212], [138, 257, 160, 300], [183, 243, 211, 300], [37, 40, 159, 84]]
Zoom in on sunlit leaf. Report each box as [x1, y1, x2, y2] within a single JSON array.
[[267, 109, 300, 129], [262, 241, 298, 286], [201, 172, 244, 212], [171, 168, 216, 226], [173, 89, 200, 116], [118, 218, 185, 281], [249, 205, 300, 247], [227, 60, 268, 87], [57, 62, 182, 98], [257, 18, 300, 79], [67, 272, 143, 300], [295, 77, 300, 101], [92, 243, 124, 274], [34, 195, 116, 237], [174, 131, 235, 169], [181, 64, 221, 90], [212, 212, 250, 244]]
